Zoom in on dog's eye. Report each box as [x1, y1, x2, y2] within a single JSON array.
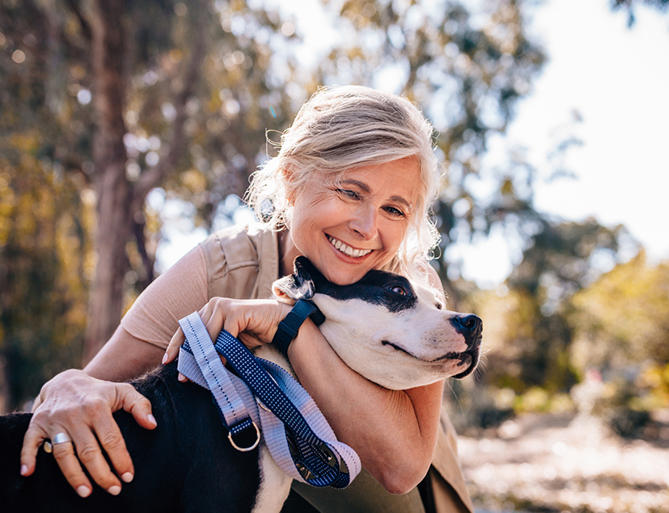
[[435, 302, 443, 310], [391, 286, 406, 296]]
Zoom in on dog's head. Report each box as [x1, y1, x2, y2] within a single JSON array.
[[273, 257, 482, 390]]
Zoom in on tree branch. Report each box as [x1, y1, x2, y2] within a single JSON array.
[[131, 1, 207, 210], [132, 214, 155, 290], [63, 0, 92, 42]]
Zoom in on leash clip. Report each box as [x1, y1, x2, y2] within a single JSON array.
[[228, 419, 261, 452]]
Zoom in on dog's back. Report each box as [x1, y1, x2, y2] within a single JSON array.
[[0, 362, 261, 513]]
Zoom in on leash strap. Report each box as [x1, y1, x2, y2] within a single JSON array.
[[177, 312, 361, 488], [177, 313, 260, 450]]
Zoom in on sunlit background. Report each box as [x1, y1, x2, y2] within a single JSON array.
[[1, 0, 668, 511]]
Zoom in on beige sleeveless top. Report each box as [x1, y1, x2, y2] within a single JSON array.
[[121, 224, 473, 513]]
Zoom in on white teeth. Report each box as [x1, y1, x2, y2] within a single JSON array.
[[328, 236, 372, 258]]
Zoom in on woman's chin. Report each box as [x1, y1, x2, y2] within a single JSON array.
[[321, 263, 371, 286]]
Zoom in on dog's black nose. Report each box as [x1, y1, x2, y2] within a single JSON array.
[[450, 314, 482, 342]]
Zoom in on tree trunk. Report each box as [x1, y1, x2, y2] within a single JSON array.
[[81, 0, 206, 364], [83, 0, 130, 364]]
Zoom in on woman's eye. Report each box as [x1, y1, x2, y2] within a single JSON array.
[[337, 188, 361, 200], [391, 286, 406, 295], [384, 206, 406, 218]]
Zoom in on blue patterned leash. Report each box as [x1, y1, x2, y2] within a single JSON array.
[[177, 312, 260, 450], [177, 312, 361, 488]]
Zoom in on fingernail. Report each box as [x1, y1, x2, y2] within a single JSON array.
[[162, 353, 168, 364], [147, 414, 157, 426], [77, 485, 91, 498], [107, 485, 121, 496], [121, 472, 134, 483], [20, 465, 28, 476], [178, 373, 187, 382]]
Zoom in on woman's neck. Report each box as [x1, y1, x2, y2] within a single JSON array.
[[278, 229, 302, 278]]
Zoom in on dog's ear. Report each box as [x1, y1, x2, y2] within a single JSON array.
[[272, 256, 319, 301]]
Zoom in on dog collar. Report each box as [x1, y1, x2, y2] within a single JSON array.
[[272, 299, 325, 354]]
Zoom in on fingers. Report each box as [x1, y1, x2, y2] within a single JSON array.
[[86, 415, 134, 490], [117, 382, 157, 431], [20, 416, 48, 477], [163, 298, 228, 365], [54, 425, 116, 497], [21, 420, 112, 498], [200, 299, 229, 339], [162, 297, 291, 368], [21, 376, 155, 497], [163, 327, 185, 364]]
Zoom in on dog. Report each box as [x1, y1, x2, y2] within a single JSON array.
[[0, 256, 481, 513]]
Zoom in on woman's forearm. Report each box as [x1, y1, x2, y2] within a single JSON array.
[[287, 320, 444, 494]]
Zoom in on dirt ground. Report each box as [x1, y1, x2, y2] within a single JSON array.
[[457, 411, 669, 513]]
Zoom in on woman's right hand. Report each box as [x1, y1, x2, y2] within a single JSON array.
[[163, 297, 292, 367], [20, 369, 157, 498]]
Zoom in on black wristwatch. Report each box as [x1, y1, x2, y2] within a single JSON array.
[[272, 300, 325, 354]]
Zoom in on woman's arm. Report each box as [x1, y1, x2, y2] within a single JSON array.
[[288, 320, 444, 494], [164, 299, 444, 494], [288, 265, 447, 494], [162, 266, 447, 495], [85, 326, 166, 381]]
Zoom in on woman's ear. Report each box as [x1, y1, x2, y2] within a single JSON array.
[[280, 167, 297, 205]]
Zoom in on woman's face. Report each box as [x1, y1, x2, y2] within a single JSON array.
[[289, 157, 422, 286]]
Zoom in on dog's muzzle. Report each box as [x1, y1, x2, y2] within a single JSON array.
[[450, 314, 482, 379]]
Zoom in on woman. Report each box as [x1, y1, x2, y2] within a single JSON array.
[[20, 86, 473, 513]]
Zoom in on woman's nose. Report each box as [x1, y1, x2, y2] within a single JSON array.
[[349, 205, 378, 240]]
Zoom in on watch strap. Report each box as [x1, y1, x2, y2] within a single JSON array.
[[272, 299, 325, 354]]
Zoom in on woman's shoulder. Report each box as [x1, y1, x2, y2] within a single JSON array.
[[199, 223, 279, 299], [199, 223, 276, 265]]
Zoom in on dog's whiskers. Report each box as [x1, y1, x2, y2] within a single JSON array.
[[444, 380, 465, 416]]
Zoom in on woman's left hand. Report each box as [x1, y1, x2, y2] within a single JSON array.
[[162, 297, 292, 366]]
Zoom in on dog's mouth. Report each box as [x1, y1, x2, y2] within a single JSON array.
[[381, 339, 480, 378]]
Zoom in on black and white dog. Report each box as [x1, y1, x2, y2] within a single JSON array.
[[0, 257, 481, 513]]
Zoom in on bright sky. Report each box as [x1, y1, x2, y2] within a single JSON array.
[[528, 0, 669, 254], [444, 0, 669, 287], [158, 0, 669, 288]]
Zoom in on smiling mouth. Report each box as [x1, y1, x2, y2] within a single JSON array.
[[327, 235, 373, 258]]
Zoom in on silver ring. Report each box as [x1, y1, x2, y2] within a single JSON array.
[[52, 432, 72, 445]]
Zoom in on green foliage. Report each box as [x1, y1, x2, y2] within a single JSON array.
[[570, 251, 669, 371], [0, 152, 92, 409], [0, 0, 302, 407], [462, 216, 637, 397]]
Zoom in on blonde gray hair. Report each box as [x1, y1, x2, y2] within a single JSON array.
[[246, 85, 441, 279]]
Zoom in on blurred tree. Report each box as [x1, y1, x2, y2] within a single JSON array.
[[1, 0, 301, 369], [611, 0, 669, 26], [569, 250, 669, 374], [0, 0, 304, 409], [1, 0, 96, 410], [504, 217, 631, 391], [465, 217, 635, 393], [0, 148, 92, 412]]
